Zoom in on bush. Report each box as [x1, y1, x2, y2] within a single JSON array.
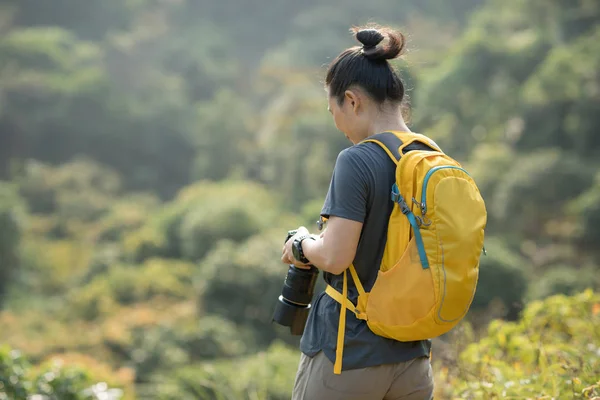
[[93, 194, 160, 243], [97, 301, 202, 382], [197, 233, 292, 347], [436, 289, 600, 399], [69, 258, 194, 319], [122, 226, 166, 264], [463, 142, 515, 201], [31, 363, 122, 400], [151, 341, 300, 400], [178, 202, 263, 261], [471, 237, 529, 320], [107, 259, 193, 305], [67, 278, 118, 321], [19, 238, 93, 296], [569, 173, 600, 251], [528, 265, 599, 300], [0, 182, 23, 306], [17, 158, 121, 221], [0, 345, 129, 400], [130, 181, 282, 262], [177, 315, 248, 360], [123, 326, 190, 383], [491, 149, 593, 238], [0, 346, 30, 399]]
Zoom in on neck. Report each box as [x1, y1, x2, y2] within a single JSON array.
[[355, 109, 411, 143], [370, 117, 411, 136]]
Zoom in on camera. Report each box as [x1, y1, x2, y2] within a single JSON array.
[[272, 230, 319, 335]]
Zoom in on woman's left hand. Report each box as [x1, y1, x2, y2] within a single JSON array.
[[281, 226, 312, 268]]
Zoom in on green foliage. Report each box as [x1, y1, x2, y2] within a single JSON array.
[[17, 158, 121, 221], [177, 315, 248, 360], [151, 341, 299, 400], [472, 237, 528, 319], [123, 326, 190, 384], [11, 0, 139, 40], [191, 89, 252, 181], [463, 142, 515, 199], [0, 0, 599, 398], [66, 277, 118, 321], [32, 363, 121, 400], [178, 202, 262, 261], [0, 345, 126, 400], [443, 290, 600, 399], [93, 194, 160, 244], [107, 262, 190, 306], [0, 27, 196, 196], [146, 181, 280, 261], [491, 149, 594, 238], [569, 173, 600, 250], [300, 198, 327, 229], [416, 0, 600, 164], [0, 346, 30, 399], [0, 27, 105, 93], [529, 265, 600, 300], [19, 237, 93, 296], [69, 258, 194, 319], [197, 232, 291, 346], [521, 26, 600, 155], [0, 182, 23, 306]]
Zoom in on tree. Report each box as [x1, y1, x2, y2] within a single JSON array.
[[471, 237, 528, 320], [0, 182, 23, 307]]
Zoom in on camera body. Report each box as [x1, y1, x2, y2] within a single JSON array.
[[272, 230, 319, 335]]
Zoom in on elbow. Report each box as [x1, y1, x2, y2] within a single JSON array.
[[328, 264, 348, 276], [322, 254, 354, 275]]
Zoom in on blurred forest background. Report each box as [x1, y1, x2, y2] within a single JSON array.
[[0, 0, 599, 399]]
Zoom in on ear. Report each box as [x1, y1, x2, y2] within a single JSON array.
[[344, 90, 360, 115]]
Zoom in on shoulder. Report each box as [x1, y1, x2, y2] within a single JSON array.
[[336, 142, 385, 166], [334, 142, 393, 177], [333, 142, 392, 187]]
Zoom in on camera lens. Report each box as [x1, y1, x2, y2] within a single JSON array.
[[272, 231, 319, 335], [281, 266, 318, 306], [272, 265, 319, 335]]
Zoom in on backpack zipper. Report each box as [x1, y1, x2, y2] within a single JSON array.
[[420, 165, 487, 256], [420, 165, 470, 215]]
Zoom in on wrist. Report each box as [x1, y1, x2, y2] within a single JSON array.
[[292, 235, 315, 264], [301, 235, 317, 254]]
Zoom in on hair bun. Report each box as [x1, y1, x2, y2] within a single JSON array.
[[353, 26, 405, 61], [356, 28, 385, 49]]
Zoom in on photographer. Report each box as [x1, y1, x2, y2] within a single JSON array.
[[281, 25, 434, 400]]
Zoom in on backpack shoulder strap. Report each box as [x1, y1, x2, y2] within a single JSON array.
[[362, 132, 403, 164], [361, 132, 440, 165]]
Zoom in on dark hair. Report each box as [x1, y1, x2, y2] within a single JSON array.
[[325, 25, 406, 106]]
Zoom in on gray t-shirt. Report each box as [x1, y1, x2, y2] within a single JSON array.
[[300, 136, 432, 371]]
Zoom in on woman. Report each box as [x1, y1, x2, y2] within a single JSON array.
[[282, 25, 434, 400]]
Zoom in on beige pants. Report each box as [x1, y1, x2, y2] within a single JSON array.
[[292, 351, 434, 400]]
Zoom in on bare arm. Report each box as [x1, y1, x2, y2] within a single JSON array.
[[282, 216, 363, 275], [303, 216, 362, 275], [281, 147, 367, 274]]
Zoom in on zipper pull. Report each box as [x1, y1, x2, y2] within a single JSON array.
[[412, 197, 428, 215], [482, 246, 487, 256]]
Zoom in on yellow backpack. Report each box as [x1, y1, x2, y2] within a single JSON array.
[[325, 131, 487, 374]]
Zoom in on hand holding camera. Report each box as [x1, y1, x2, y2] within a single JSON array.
[[281, 227, 313, 268], [272, 228, 320, 335]]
